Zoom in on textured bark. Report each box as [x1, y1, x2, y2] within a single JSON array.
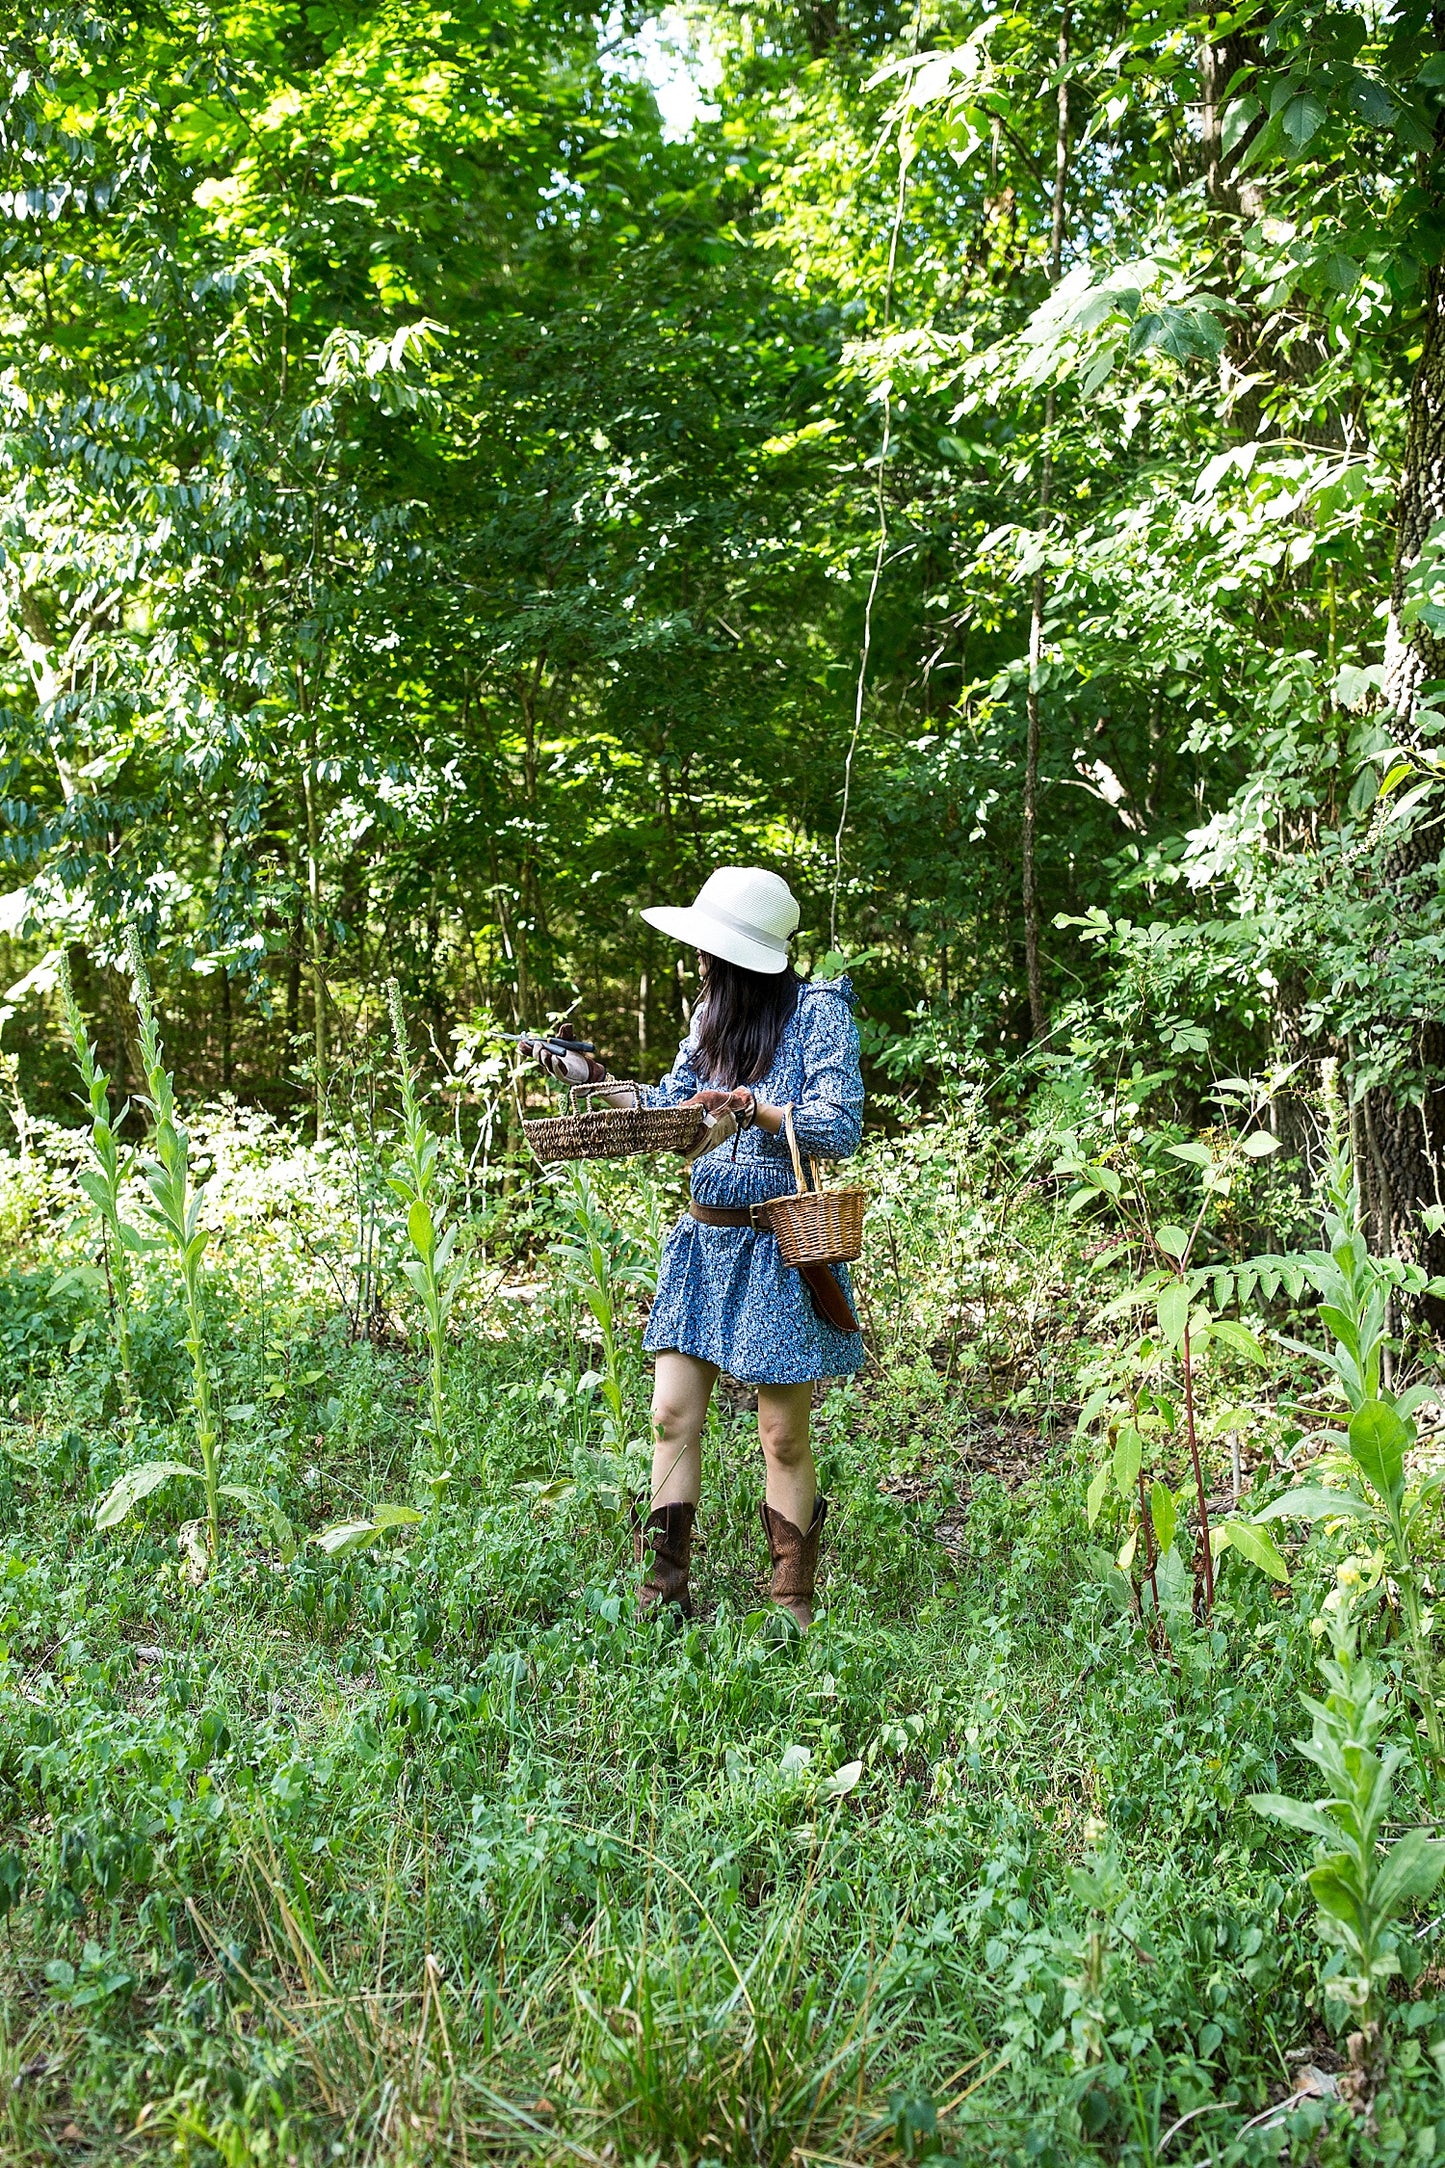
[[1196, 21, 1265, 218], [1363, 261, 1445, 1285]]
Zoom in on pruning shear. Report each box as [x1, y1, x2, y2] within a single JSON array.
[[498, 1028, 603, 1084]]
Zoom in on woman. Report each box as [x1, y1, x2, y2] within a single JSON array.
[[539, 865, 865, 1627]]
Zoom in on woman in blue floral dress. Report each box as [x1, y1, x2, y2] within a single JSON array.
[[543, 866, 865, 1628]]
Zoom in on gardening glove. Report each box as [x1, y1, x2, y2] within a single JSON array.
[[527, 1038, 608, 1085], [679, 1095, 737, 1162]]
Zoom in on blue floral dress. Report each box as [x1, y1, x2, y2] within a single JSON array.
[[640, 978, 866, 1384]]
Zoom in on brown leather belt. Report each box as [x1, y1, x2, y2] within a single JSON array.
[[685, 1200, 860, 1335], [689, 1201, 755, 1228]]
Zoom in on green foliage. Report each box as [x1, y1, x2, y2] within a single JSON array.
[[55, 950, 137, 1383], [1259, 1137, 1445, 1758], [384, 978, 462, 1474], [92, 931, 293, 1565], [4, 1075, 1445, 2158], [549, 1163, 656, 1451], [1252, 1603, 1445, 2024]]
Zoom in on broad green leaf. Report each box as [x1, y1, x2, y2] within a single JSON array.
[[1209, 1318, 1267, 1365], [1086, 1462, 1111, 1527], [1254, 1484, 1374, 1524], [1155, 1223, 1188, 1259], [821, 1759, 864, 1798], [1112, 1423, 1142, 1500], [407, 1198, 434, 1255], [1212, 1518, 1290, 1581], [1248, 1793, 1343, 1843], [313, 1520, 383, 1557], [1305, 1858, 1367, 1929], [1348, 1400, 1408, 1505], [1149, 1479, 1176, 1555], [1153, 1542, 1192, 1623], [1281, 93, 1326, 151], [96, 1460, 198, 1528], [1372, 1829, 1445, 1913], [217, 1484, 297, 1560], [1240, 1131, 1281, 1158], [372, 1502, 425, 1528], [1167, 1142, 1214, 1168], [1074, 1385, 1111, 1439], [1157, 1281, 1190, 1348]]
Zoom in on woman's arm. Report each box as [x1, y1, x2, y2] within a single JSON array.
[[759, 990, 863, 1158]]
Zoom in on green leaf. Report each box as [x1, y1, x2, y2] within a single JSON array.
[[1305, 1857, 1368, 1929], [217, 1484, 297, 1561], [1155, 1223, 1188, 1259], [96, 1460, 198, 1529], [1348, 1400, 1408, 1506], [407, 1198, 434, 1255], [1167, 1142, 1214, 1168], [313, 1519, 383, 1557], [1209, 1318, 1268, 1365], [1248, 1792, 1343, 1843], [1240, 1131, 1281, 1158], [1253, 1484, 1374, 1524], [1112, 1423, 1142, 1501], [1149, 1479, 1177, 1555], [1157, 1281, 1190, 1348], [1086, 1463, 1111, 1527], [1280, 93, 1326, 151], [1213, 1517, 1290, 1581], [1372, 1829, 1445, 1913]]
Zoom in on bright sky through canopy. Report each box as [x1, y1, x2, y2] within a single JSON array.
[[604, 5, 723, 138]]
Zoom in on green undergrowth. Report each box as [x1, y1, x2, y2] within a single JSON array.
[[1, 1094, 1445, 2167], [2, 1307, 1444, 2168]]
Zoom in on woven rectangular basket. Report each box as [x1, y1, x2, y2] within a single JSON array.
[[525, 1082, 707, 1165], [750, 1104, 868, 1266]]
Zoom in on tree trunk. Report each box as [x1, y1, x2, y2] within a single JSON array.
[[1022, 1, 1071, 1041], [301, 726, 328, 1141], [1363, 254, 1445, 1284]]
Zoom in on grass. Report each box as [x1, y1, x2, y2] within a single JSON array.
[[1, 1113, 1445, 2165]]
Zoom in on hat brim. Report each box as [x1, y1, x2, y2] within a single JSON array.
[[639, 904, 791, 975]]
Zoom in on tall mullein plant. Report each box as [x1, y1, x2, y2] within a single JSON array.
[[95, 939, 295, 1560], [386, 981, 461, 1474], [125, 928, 220, 1549], [57, 950, 137, 1384]]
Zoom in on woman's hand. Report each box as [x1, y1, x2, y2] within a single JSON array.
[[531, 1041, 608, 1085], [681, 1089, 785, 1136]]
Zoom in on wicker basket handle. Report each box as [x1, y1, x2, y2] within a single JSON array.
[[570, 1080, 642, 1107], [780, 1103, 810, 1195]]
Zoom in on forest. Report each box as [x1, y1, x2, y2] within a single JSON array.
[[3, 0, 1445, 2158]]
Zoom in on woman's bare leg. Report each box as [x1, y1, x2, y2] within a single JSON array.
[[649, 1351, 717, 1509], [757, 1380, 817, 1528]]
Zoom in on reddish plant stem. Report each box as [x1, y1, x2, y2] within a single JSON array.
[[1137, 1466, 1161, 1619], [1182, 1321, 1214, 1618]]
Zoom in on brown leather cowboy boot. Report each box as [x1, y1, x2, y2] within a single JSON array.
[[633, 1500, 696, 1618], [760, 1496, 829, 1629]]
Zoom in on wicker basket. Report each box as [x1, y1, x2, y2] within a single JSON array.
[[525, 1082, 707, 1165], [751, 1104, 868, 1266]]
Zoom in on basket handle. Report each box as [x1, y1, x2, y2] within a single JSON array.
[[570, 1080, 642, 1107], [780, 1103, 810, 1196]]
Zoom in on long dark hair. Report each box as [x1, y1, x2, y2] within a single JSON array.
[[693, 953, 802, 1087]]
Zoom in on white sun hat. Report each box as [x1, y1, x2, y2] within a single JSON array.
[[641, 866, 800, 976]]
